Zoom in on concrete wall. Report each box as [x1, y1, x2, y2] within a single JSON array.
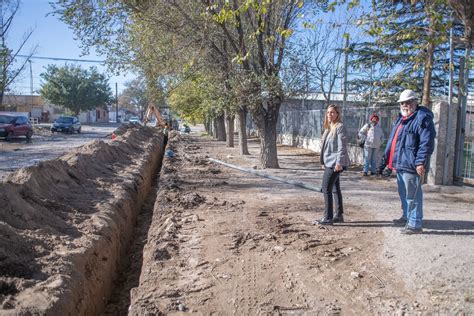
[[427, 101, 458, 185], [277, 133, 365, 165]]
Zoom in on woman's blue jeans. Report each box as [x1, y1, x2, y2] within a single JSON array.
[[363, 147, 379, 174], [396, 171, 423, 228]]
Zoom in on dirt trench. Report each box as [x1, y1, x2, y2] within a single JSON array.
[[0, 125, 165, 315]]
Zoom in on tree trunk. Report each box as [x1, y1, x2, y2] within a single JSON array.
[[209, 119, 214, 136], [422, 6, 437, 108], [422, 39, 435, 107], [216, 114, 226, 141], [237, 106, 250, 155], [225, 111, 234, 147], [213, 118, 218, 139], [252, 98, 281, 168], [205, 116, 212, 136]]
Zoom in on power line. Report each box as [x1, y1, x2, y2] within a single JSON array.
[[17, 54, 105, 63]]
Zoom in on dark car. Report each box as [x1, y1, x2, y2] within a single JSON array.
[[0, 114, 33, 141], [51, 116, 81, 134]]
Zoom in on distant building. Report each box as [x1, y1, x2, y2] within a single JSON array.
[[1, 94, 109, 123], [108, 107, 138, 123]]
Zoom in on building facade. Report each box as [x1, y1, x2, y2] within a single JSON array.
[[1, 95, 109, 123]]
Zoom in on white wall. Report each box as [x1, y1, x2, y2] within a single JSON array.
[[277, 133, 365, 165], [78, 110, 97, 124]]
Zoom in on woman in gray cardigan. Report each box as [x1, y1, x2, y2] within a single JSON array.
[[314, 104, 350, 225]]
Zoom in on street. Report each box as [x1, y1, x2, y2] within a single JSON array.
[[0, 123, 119, 180]]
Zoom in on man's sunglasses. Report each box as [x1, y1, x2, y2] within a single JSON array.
[[400, 101, 413, 105]]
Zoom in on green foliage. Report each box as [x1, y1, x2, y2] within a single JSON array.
[[40, 65, 112, 115], [349, 0, 454, 97], [53, 0, 318, 107], [168, 71, 239, 124], [168, 76, 207, 124]]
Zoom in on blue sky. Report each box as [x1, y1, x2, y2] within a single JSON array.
[[8, 0, 134, 96]]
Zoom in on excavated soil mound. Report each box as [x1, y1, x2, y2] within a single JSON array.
[[0, 125, 164, 315]]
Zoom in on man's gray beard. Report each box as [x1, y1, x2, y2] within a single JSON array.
[[400, 109, 410, 116]]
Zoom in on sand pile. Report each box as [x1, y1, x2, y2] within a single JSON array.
[[0, 125, 165, 315]]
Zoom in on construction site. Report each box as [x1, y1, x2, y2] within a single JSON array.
[[1, 0, 474, 314], [0, 122, 473, 315]]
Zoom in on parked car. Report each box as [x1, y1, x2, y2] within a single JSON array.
[[129, 116, 141, 125], [0, 114, 33, 141], [51, 116, 81, 134]]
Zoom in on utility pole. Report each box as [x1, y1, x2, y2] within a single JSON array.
[[342, 36, 349, 109], [443, 23, 454, 185], [28, 60, 33, 94], [1, 4, 5, 108], [454, 48, 471, 180], [368, 56, 373, 109], [28, 59, 33, 117], [115, 82, 119, 123]]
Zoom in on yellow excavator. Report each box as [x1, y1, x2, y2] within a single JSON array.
[[143, 104, 167, 128]]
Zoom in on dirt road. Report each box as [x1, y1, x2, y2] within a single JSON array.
[[129, 130, 474, 314]]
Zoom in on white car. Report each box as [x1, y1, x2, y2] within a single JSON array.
[[129, 116, 141, 125]]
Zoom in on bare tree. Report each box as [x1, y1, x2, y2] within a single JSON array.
[[120, 77, 149, 118], [0, 0, 36, 107], [301, 14, 359, 106]]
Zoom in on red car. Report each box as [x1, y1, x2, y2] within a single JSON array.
[[0, 114, 34, 141]]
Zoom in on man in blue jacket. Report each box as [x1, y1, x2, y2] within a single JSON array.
[[383, 89, 436, 234]]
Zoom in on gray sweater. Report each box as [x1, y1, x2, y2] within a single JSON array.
[[320, 123, 350, 168]]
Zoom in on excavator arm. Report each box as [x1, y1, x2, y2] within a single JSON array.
[[143, 104, 167, 128]]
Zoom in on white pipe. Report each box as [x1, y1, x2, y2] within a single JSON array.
[[208, 158, 322, 193]]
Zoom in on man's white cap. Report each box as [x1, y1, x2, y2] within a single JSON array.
[[397, 89, 418, 103]]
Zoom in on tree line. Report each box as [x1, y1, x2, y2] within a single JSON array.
[[51, 0, 472, 168], [1, 0, 472, 168]]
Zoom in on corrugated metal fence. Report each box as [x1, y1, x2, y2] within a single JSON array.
[[248, 104, 474, 182], [461, 103, 474, 180], [275, 106, 400, 146]]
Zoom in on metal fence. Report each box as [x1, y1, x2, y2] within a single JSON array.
[[461, 103, 474, 180], [275, 106, 400, 146], [248, 104, 474, 181]]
